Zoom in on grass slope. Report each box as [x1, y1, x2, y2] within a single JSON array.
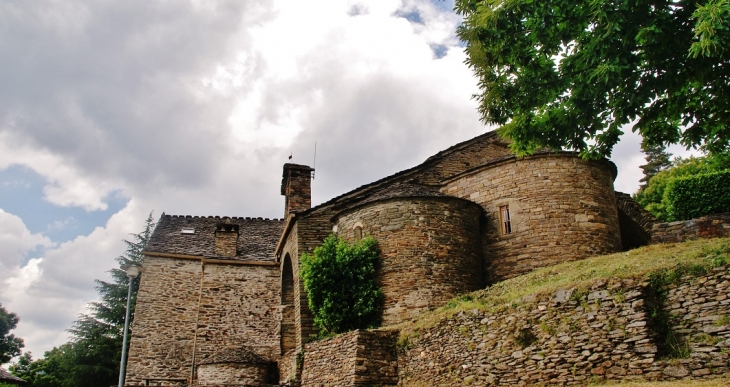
[[395, 237, 730, 386]]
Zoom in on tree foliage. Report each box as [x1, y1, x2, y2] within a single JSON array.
[[634, 153, 729, 221], [639, 143, 673, 190], [666, 170, 730, 220], [0, 303, 23, 364], [455, 0, 730, 158], [9, 213, 156, 387], [300, 234, 382, 336]]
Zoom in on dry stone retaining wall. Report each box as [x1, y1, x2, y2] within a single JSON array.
[[658, 266, 730, 378], [442, 154, 622, 283], [301, 330, 398, 387], [396, 266, 730, 386], [652, 213, 730, 244]]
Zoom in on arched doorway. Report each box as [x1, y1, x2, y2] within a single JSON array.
[[280, 254, 296, 355]]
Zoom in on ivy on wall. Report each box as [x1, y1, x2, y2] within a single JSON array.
[[300, 234, 383, 336], [667, 170, 730, 221]]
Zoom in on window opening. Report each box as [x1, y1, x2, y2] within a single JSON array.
[[500, 205, 512, 235], [354, 226, 363, 242]]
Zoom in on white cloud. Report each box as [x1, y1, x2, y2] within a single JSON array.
[[0, 209, 53, 277]]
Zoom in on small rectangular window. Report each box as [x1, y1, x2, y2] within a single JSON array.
[[181, 228, 195, 235], [500, 206, 512, 235]]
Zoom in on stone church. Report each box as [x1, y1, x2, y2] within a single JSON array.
[[124, 131, 653, 386]]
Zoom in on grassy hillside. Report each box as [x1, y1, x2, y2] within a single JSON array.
[[397, 236, 730, 338], [394, 237, 730, 386]]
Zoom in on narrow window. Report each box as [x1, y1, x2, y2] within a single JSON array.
[[500, 205, 512, 235], [354, 226, 363, 242]]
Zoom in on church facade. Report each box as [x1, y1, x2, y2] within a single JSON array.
[[124, 131, 652, 386]]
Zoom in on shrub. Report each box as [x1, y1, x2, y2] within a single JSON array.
[[666, 170, 730, 221], [634, 153, 728, 221], [300, 234, 382, 335]]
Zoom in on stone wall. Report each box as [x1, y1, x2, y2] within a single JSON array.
[[194, 263, 280, 364], [396, 266, 730, 386], [652, 213, 730, 244], [336, 198, 483, 325], [410, 132, 512, 185], [125, 257, 281, 386], [659, 266, 730, 378], [126, 257, 202, 384], [442, 153, 622, 283], [301, 330, 398, 387], [196, 363, 271, 386]]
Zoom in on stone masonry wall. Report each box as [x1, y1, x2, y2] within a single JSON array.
[[196, 363, 270, 386], [657, 265, 730, 378], [396, 266, 730, 386], [442, 154, 622, 283], [411, 133, 512, 185], [652, 213, 730, 244], [301, 330, 398, 387], [301, 330, 359, 387], [126, 257, 202, 384], [398, 280, 654, 386], [194, 264, 280, 365], [336, 198, 483, 326]]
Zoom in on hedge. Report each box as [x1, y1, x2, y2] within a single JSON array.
[[666, 170, 730, 221]]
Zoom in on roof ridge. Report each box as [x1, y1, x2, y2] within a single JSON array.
[[161, 214, 285, 221]]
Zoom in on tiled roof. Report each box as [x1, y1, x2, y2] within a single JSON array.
[[302, 131, 506, 215], [197, 346, 271, 365], [144, 214, 285, 262], [0, 368, 24, 384], [333, 182, 447, 211]]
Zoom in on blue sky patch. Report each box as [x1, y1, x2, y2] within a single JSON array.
[[0, 165, 128, 244]]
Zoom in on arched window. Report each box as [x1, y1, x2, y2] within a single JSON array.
[[354, 226, 363, 242]]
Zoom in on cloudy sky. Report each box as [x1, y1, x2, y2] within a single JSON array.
[[0, 0, 697, 360]]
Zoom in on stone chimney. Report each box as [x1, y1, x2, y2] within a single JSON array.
[[214, 218, 239, 257], [281, 163, 314, 216]]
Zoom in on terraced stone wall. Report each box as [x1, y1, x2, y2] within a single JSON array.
[[442, 154, 622, 283], [652, 213, 730, 244], [396, 266, 730, 386]]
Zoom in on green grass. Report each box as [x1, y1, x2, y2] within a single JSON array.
[[395, 237, 730, 338]]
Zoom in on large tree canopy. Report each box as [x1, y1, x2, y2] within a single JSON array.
[[0, 303, 24, 364], [455, 0, 730, 158]]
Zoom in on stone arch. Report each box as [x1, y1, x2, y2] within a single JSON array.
[[280, 254, 296, 355]]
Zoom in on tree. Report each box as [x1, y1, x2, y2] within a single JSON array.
[[634, 153, 729, 220], [455, 0, 730, 159], [639, 143, 673, 190], [300, 235, 382, 336], [0, 303, 23, 364], [9, 349, 71, 387], [8, 213, 156, 387], [63, 212, 155, 387]]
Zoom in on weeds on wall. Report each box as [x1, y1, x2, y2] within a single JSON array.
[[300, 234, 383, 337]]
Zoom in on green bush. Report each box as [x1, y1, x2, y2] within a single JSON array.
[[300, 234, 382, 336], [666, 170, 730, 221], [634, 153, 729, 221]]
